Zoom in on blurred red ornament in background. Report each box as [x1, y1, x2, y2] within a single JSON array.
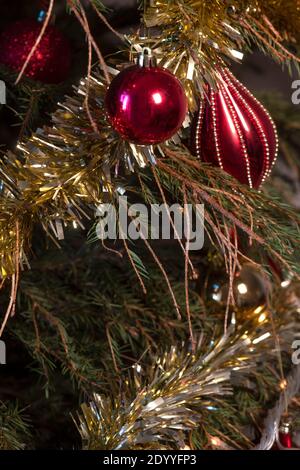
[[105, 65, 187, 145], [279, 431, 293, 449], [192, 68, 278, 188], [0, 19, 71, 84], [278, 420, 293, 449]]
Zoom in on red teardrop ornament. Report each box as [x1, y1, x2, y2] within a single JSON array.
[[193, 68, 278, 188]]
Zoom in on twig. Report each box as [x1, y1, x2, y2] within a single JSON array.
[[68, 0, 110, 83], [106, 323, 120, 374], [151, 166, 196, 275], [0, 221, 21, 336], [15, 0, 54, 84], [122, 238, 147, 295], [182, 184, 195, 352], [0, 275, 16, 337], [89, 1, 125, 41]]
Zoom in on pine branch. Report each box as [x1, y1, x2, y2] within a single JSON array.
[[0, 402, 31, 450]]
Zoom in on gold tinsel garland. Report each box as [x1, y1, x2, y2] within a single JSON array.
[[142, 0, 300, 108], [0, 67, 159, 280], [76, 303, 299, 450], [256, 0, 300, 41], [145, 0, 300, 41]]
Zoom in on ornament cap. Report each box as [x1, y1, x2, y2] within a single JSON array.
[[137, 47, 157, 68], [279, 419, 292, 435]]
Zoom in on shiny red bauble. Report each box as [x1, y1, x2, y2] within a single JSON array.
[[105, 65, 187, 145], [193, 68, 278, 188], [0, 19, 71, 84]]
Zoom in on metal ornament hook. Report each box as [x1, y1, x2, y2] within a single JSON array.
[[137, 47, 157, 68]]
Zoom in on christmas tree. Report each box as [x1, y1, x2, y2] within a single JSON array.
[[0, 0, 300, 452]]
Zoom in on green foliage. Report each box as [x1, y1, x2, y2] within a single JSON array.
[[2, 88, 300, 448], [0, 402, 31, 450], [0, 228, 295, 448], [0, 64, 70, 141]]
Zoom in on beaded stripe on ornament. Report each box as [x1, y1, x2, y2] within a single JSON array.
[[211, 92, 224, 171], [195, 93, 225, 171], [222, 73, 270, 185], [219, 81, 253, 188], [195, 99, 207, 164], [222, 69, 278, 185]]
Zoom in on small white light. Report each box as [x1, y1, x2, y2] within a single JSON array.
[[212, 292, 222, 302], [211, 437, 221, 446], [237, 283, 248, 295], [254, 305, 264, 314], [280, 379, 287, 390], [258, 313, 267, 323]]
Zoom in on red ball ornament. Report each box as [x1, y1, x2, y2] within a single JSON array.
[[0, 19, 71, 84], [105, 56, 187, 145], [193, 68, 278, 188]]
